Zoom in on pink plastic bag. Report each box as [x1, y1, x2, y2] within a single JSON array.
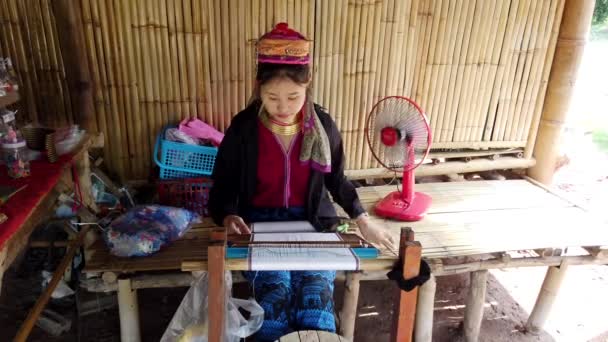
[[179, 118, 224, 147]]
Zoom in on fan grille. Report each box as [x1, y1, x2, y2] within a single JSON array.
[[365, 96, 431, 172]]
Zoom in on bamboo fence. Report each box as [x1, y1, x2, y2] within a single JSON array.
[[0, 0, 565, 180]]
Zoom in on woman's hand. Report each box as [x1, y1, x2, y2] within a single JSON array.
[[222, 215, 251, 234], [356, 213, 395, 250]]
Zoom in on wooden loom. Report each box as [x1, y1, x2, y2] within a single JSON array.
[[207, 227, 422, 342]]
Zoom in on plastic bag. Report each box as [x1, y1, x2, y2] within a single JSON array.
[[103, 205, 200, 257], [161, 271, 264, 342]]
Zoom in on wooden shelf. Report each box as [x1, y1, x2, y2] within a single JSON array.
[[0, 91, 19, 108]]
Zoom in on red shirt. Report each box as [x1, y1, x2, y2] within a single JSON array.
[[252, 121, 311, 208]]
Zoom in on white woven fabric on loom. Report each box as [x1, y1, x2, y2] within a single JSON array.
[[249, 232, 360, 271], [250, 221, 317, 233]]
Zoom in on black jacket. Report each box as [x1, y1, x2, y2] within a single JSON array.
[[208, 101, 365, 231]]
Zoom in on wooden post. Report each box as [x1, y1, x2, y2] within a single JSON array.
[[463, 270, 488, 342], [117, 278, 141, 342], [390, 228, 422, 342], [51, 0, 97, 132], [208, 229, 227, 342], [339, 271, 362, 340], [527, 0, 596, 184], [414, 274, 436, 342], [525, 263, 569, 333]]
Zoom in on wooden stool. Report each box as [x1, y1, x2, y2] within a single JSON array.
[[276, 330, 351, 342]]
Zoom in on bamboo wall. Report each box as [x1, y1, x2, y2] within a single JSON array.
[[0, 0, 565, 180]]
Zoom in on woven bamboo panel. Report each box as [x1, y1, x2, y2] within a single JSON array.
[[0, 0, 565, 179]]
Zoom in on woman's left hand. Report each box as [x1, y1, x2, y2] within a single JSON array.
[[356, 214, 396, 250]]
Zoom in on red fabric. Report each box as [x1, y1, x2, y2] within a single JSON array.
[[0, 154, 75, 249], [252, 121, 311, 208]]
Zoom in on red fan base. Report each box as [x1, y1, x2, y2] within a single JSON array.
[[374, 191, 432, 221]]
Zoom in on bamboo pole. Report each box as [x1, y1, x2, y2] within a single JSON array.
[[435, 0, 464, 143], [335, 0, 348, 138], [338, 271, 361, 341], [464, 2, 500, 141], [329, 0, 343, 123], [139, 0, 159, 170], [165, 0, 180, 124], [474, 0, 511, 141], [82, 0, 113, 173], [314, 0, 325, 105], [95, 0, 126, 178], [426, 0, 449, 138], [454, 0, 485, 142], [28, 0, 53, 125], [503, 0, 539, 142], [133, 0, 152, 177], [344, 156, 535, 179], [414, 274, 436, 342], [493, 0, 532, 142], [525, 263, 569, 333], [511, 0, 552, 142], [404, 0, 420, 97], [4, 0, 39, 123], [354, 0, 376, 170], [173, 0, 187, 118], [51, 0, 97, 133], [522, 0, 565, 147], [463, 270, 488, 342], [48, 0, 75, 126], [442, 0, 475, 142], [153, 1, 168, 126], [418, 0, 441, 130], [342, 0, 358, 170], [528, 0, 595, 184], [411, 0, 428, 104], [183, 0, 197, 118], [192, 0, 204, 120], [482, 0, 521, 141], [117, 278, 141, 342], [205, 0, 220, 129], [220, 0, 230, 130], [362, 0, 383, 169], [112, 0, 137, 178], [227, 0, 237, 120], [107, 0, 133, 178], [237, 0, 246, 110], [159, 0, 174, 126]]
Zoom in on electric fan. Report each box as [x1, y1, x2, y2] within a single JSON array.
[[365, 96, 432, 221]]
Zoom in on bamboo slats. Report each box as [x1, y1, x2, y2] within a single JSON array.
[[0, 0, 565, 180]]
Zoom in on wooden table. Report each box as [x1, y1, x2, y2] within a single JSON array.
[[84, 178, 608, 342], [0, 135, 95, 296]]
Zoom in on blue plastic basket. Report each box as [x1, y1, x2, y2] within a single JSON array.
[[154, 126, 218, 179]]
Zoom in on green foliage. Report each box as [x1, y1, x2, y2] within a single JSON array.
[[593, 0, 608, 26]]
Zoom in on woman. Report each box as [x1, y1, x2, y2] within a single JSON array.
[[209, 23, 394, 341]]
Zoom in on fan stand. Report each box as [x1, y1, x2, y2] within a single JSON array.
[[374, 143, 432, 221]]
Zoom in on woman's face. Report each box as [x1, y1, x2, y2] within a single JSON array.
[[260, 77, 308, 123]]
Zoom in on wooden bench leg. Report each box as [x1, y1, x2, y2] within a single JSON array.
[[414, 274, 436, 342], [208, 230, 227, 342], [391, 228, 422, 342], [118, 278, 141, 342], [339, 271, 361, 340], [525, 264, 569, 333], [464, 270, 488, 342]]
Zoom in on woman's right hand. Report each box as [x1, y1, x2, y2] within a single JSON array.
[[222, 215, 251, 234]]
